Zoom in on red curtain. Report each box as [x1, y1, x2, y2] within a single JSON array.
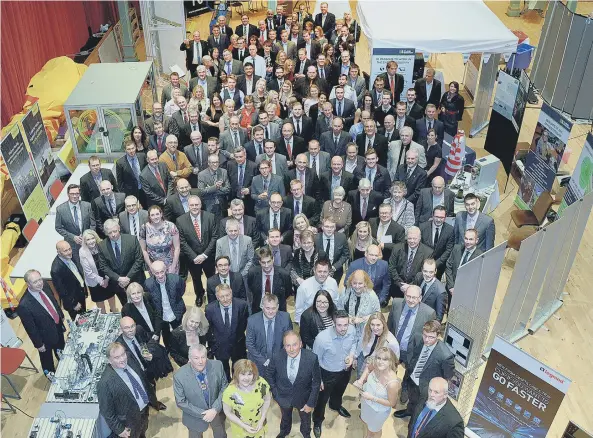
[[1, 1, 118, 127]]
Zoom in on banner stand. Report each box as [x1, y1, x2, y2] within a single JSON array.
[[469, 54, 500, 137]]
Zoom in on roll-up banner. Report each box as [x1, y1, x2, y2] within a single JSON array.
[[370, 48, 415, 95], [559, 132, 593, 214]]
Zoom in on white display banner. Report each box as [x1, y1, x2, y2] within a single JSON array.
[[370, 48, 415, 95], [1, 309, 21, 347]]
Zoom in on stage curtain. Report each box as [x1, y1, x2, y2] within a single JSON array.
[[1, 1, 118, 128]]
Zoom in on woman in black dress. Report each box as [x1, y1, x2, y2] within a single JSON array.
[[121, 282, 162, 341], [169, 306, 209, 367], [439, 81, 465, 136], [421, 128, 443, 185], [203, 93, 224, 139], [300, 290, 337, 349]]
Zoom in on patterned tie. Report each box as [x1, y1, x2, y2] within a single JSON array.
[[266, 319, 274, 356], [311, 156, 317, 175], [362, 197, 368, 219], [286, 140, 292, 159], [193, 217, 202, 240], [113, 242, 121, 265], [197, 372, 210, 406], [123, 368, 149, 404], [288, 357, 297, 383], [132, 216, 137, 237], [226, 62, 231, 75], [273, 249, 281, 266], [234, 131, 240, 148], [337, 101, 342, 117], [224, 307, 231, 330], [154, 167, 165, 191], [263, 178, 269, 191], [67, 260, 84, 287], [72, 205, 81, 233], [265, 275, 271, 293], [367, 138, 372, 152], [232, 241, 239, 272], [414, 346, 432, 379], [406, 249, 415, 276], [39, 292, 59, 324], [273, 213, 279, 229]]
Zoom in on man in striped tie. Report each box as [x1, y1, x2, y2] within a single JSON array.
[[394, 320, 455, 419]]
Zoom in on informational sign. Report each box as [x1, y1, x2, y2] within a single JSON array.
[[466, 336, 571, 438], [20, 102, 59, 205], [444, 324, 474, 368], [559, 133, 593, 214], [516, 103, 573, 210], [492, 70, 527, 132], [563, 421, 593, 438], [0, 125, 50, 221], [370, 48, 415, 97]]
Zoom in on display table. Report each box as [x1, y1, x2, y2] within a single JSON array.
[[27, 402, 109, 438], [10, 164, 115, 280], [448, 171, 501, 215]]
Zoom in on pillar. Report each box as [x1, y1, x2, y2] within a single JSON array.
[[118, 1, 139, 62]]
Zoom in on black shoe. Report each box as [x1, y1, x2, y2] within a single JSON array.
[[275, 435, 286, 438], [380, 300, 389, 308], [313, 425, 322, 438], [393, 409, 411, 418], [336, 406, 351, 418], [195, 297, 203, 307], [155, 401, 166, 411]]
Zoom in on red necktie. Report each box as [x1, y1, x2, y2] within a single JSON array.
[[184, 112, 189, 123], [193, 218, 202, 240], [286, 140, 292, 159], [265, 275, 271, 294], [154, 167, 165, 191], [39, 292, 59, 324], [158, 136, 163, 152], [390, 76, 395, 98]]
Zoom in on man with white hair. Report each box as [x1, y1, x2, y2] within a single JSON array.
[[388, 226, 433, 298], [197, 154, 231, 221], [189, 65, 219, 100], [348, 177, 383, 224], [388, 125, 427, 176], [169, 95, 192, 145], [393, 149, 428, 205]]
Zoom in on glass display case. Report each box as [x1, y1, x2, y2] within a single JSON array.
[[64, 61, 156, 161]]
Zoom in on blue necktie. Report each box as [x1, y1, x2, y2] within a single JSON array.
[[113, 241, 121, 265], [123, 368, 149, 404], [412, 406, 435, 437], [196, 372, 210, 406], [396, 309, 412, 344], [266, 319, 274, 356]]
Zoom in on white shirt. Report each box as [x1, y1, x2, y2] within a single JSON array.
[[244, 55, 266, 78], [466, 212, 478, 230], [321, 234, 334, 261], [345, 158, 358, 173], [269, 208, 281, 230], [329, 85, 357, 104], [114, 366, 148, 410], [261, 268, 275, 308], [426, 81, 433, 102], [135, 303, 154, 332], [158, 281, 176, 322], [123, 336, 145, 370], [294, 276, 339, 323]]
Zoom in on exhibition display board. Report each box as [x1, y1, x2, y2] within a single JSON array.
[[560, 133, 593, 211]]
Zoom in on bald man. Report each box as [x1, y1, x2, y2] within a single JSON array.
[[91, 180, 126, 238], [414, 176, 455, 225], [50, 240, 87, 319]]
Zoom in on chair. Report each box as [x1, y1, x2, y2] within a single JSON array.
[[0, 347, 39, 399], [507, 227, 537, 251], [511, 191, 553, 228], [1, 393, 16, 413]]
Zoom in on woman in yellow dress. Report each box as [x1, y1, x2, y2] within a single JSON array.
[[222, 359, 272, 437]]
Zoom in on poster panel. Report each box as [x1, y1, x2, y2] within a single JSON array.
[[370, 48, 415, 96], [20, 102, 59, 205], [559, 133, 593, 213], [466, 336, 571, 438], [0, 126, 50, 221], [464, 54, 481, 100], [492, 70, 527, 132]]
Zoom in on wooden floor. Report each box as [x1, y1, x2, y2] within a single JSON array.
[[3, 2, 593, 437]]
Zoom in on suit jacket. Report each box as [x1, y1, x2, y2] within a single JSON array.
[[148, 134, 168, 156], [414, 77, 443, 108], [205, 298, 249, 359], [207, 35, 230, 58], [305, 151, 331, 178], [407, 102, 425, 120], [387, 299, 436, 353], [183, 143, 209, 186], [406, 339, 455, 393], [415, 188, 455, 224], [246, 266, 291, 313], [188, 76, 220, 100], [144, 274, 187, 322], [348, 190, 383, 224], [163, 191, 198, 223], [118, 210, 149, 237], [243, 140, 265, 162], [116, 153, 147, 199], [276, 135, 307, 163], [91, 193, 126, 235], [258, 121, 282, 142], [250, 174, 286, 210], [369, 218, 406, 262], [121, 294, 162, 336], [50, 256, 86, 312], [256, 207, 293, 243], [218, 59, 244, 76], [412, 272, 447, 321], [235, 74, 262, 96], [319, 170, 355, 202], [319, 130, 350, 157], [388, 242, 433, 287], [408, 399, 464, 438], [177, 211, 218, 261], [284, 168, 320, 201], [354, 164, 392, 199], [344, 258, 391, 302], [415, 117, 445, 144], [246, 311, 293, 373], [295, 76, 329, 101], [80, 169, 118, 203], [394, 165, 428, 205], [356, 133, 389, 167], [419, 221, 454, 272], [170, 110, 196, 147], [144, 115, 172, 136], [274, 40, 297, 59], [18, 286, 65, 349], [378, 72, 405, 104], [330, 98, 356, 129], [453, 212, 495, 252], [219, 214, 257, 241], [220, 128, 248, 154], [284, 194, 319, 225], [314, 12, 336, 38], [206, 272, 247, 304], [140, 163, 172, 207], [297, 40, 321, 61], [373, 105, 397, 128], [98, 235, 145, 286], [285, 115, 314, 145], [161, 84, 190, 107], [232, 47, 249, 62], [215, 235, 254, 277], [180, 40, 210, 72], [197, 168, 231, 214], [98, 360, 157, 438], [294, 58, 313, 76], [235, 23, 259, 39], [255, 153, 289, 177], [55, 201, 93, 251], [173, 359, 228, 433], [314, 232, 350, 272], [313, 113, 332, 140], [388, 141, 428, 175], [227, 159, 258, 204], [445, 244, 483, 290], [267, 348, 321, 409]]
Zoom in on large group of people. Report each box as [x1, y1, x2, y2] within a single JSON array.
[[15, 3, 488, 437]]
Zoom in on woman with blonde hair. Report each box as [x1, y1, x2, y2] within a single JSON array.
[[79, 229, 117, 313], [355, 347, 401, 438], [355, 312, 400, 379], [287, 213, 318, 250], [337, 269, 380, 339], [265, 101, 282, 126], [278, 80, 294, 109], [284, 58, 295, 83], [252, 78, 268, 110], [320, 185, 352, 234], [218, 98, 236, 133], [121, 282, 160, 340], [303, 84, 320, 117], [188, 84, 209, 115], [222, 359, 272, 437], [314, 25, 327, 49], [169, 306, 209, 366], [348, 221, 379, 261], [275, 49, 288, 68]]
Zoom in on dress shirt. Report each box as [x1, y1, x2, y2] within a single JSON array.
[[349, 122, 364, 141], [294, 276, 339, 323], [340, 63, 350, 76], [395, 117, 406, 130], [313, 325, 357, 372], [293, 196, 303, 214], [365, 136, 375, 152], [425, 81, 433, 102], [27, 288, 59, 319], [420, 278, 436, 296], [286, 351, 302, 379], [219, 275, 230, 285], [411, 343, 436, 386], [219, 303, 232, 325], [459, 248, 476, 267], [179, 194, 190, 213], [406, 165, 417, 178], [331, 173, 341, 197], [269, 209, 281, 230], [345, 158, 358, 173], [126, 155, 142, 187], [92, 172, 103, 187], [114, 366, 148, 410], [362, 259, 378, 284], [261, 268, 275, 306], [365, 166, 376, 184], [111, 237, 122, 257], [396, 303, 418, 352], [158, 280, 176, 322], [58, 256, 84, 287], [322, 234, 334, 262], [123, 336, 145, 370], [466, 212, 478, 230], [263, 314, 276, 341], [68, 202, 83, 232], [136, 303, 154, 332], [431, 223, 442, 245], [432, 192, 444, 208], [407, 246, 417, 261]]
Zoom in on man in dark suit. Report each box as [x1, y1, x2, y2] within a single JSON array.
[[445, 228, 483, 304], [354, 148, 392, 198], [414, 68, 443, 108], [378, 60, 405, 105], [247, 247, 291, 313], [92, 180, 126, 237], [276, 122, 306, 168], [263, 228, 294, 272], [144, 260, 186, 349], [453, 193, 496, 252], [348, 178, 383, 224], [206, 256, 247, 305], [285, 155, 320, 201], [235, 14, 259, 39], [285, 101, 313, 145], [243, 125, 265, 162], [374, 91, 398, 128], [177, 195, 218, 307], [183, 130, 209, 187], [415, 104, 445, 145], [369, 202, 406, 267], [116, 141, 146, 203], [232, 37, 248, 62], [319, 156, 355, 202], [356, 120, 388, 166], [256, 193, 292, 244], [50, 241, 86, 320], [118, 196, 149, 240], [285, 179, 319, 226], [268, 331, 321, 438], [388, 226, 433, 298], [205, 283, 250, 380], [408, 377, 464, 438], [378, 115, 400, 143], [180, 30, 210, 77], [295, 66, 329, 101], [160, 72, 190, 106], [320, 117, 350, 157], [294, 50, 314, 79], [405, 88, 425, 120], [98, 219, 145, 305], [97, 342, 158, 438], [246, 293, 293, 375], [266, 65, 286, 93], [344, 244, 391, 306], [220, 199, 258, 246], [395, 320, 455, 419], [412, 259, 447, 321], [140, 150, 172, 208], [227, 148, 258, 216], [393, 149, 428, 205], [216, 14, 233, 38], [148, 121, 167, 157], [19, 269, 66, 373], [220, 49, 245, 76], [145, 102, 172, 135], [314, 2, 336, 39], [164, 178, 196, 223], [315, 217, 350, 283], [419, 205, 454, 280], [207, 25, 229, 57], [330, 87, 356, 130], [235, 64, 261, 97], [169, 97, 195, 148], [415, 177, 454, 225], [55, 184, 93, 263], [298, 30, 321, 61], [79, 156, 118, 203]]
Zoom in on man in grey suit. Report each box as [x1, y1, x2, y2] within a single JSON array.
[[215, 219, 254, 279], [414, 177, 455, 224], [445, 228, 483, 303], [173, 344, 228, 438], [258, 112, 281, 142], [330, 88, 356, 130], [184, 131, 209, 187], [246, 294, 293, 375], [306, 139, 331, 177], [256, 140, 289, 177], [453, 193, 495, 252], [315, 217, 350, 283], [197, 154, 231, 221], [275, 29, 297, 59], [118, 196, 149, 240], [319, 117, 350, 157], [92, 180, 126, 237], [55, 184, 94, 263], [414, 104, 445, 145], [160, 72, 189, 106], [412, 259, 447, 321], [348, 64, 367, 104], [219, 116, 247, 154], [251, 159, 286, 211], [189, 66, 220, 100], [207, 26, 229, 59], [219, 49, 244, 76], [419, 205, 454, 280]]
